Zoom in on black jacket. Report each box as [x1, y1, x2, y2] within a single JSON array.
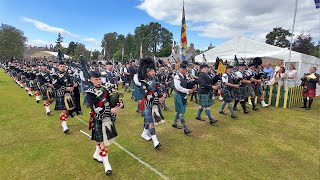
[[198, 72, 213, 94], [301, 73, 320, 89]]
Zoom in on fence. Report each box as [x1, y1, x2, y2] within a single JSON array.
[[263, 85, 303, 108]]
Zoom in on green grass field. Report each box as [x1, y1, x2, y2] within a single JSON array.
[[0, 69, 319, 180]]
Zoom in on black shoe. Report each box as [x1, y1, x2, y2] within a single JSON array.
[[305, 107, 311, 110], [299, 106, 307, 108], [164, 107, 169, 111], [105, 170, 112, 176], [64, 129, 69, 133], [155, 142, 162, 149], [219, 111, 227, 115], [28, 94, 31, 97], [172, 124, 182, 129], [195, 100, 198, 104], [233, 107, 240, 111], [253, 106, 259, 111], [196, 117, 205, 121], [46, 111, 51, 116], [231, 114, 238, 118], [244, 109, 250, 114], [93, 158, 103, 163], [36, 100, 39, 103], [184, 127, 192, 135], [190, 99, 193, 102], [209, 119, 218, 125]]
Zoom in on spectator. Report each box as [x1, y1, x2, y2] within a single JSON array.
[[274, 61, 284, 72], [263, 63, 274, 80], [272, 67, 286, 86], [286, 64, 297, 87]]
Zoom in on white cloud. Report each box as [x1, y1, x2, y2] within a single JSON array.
[[82, 38, 100, 46], [138, 0, 320, 42], [21, 17, 80, 38], [27, 39, 50, 47]]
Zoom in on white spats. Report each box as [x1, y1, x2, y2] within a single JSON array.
[[35, 95, 41, 101], [219, 95, 223, 101], [103, 156, 112, 175], [93, 146, 103, 163], [61, 121, 69, 133], [141, 129, 151, 141], [151, 135, 161, 149], [45, 106, 50, 113], [261, 101, 269, 107], [248, 100, 252, 106], [28, 91, 33, 96]]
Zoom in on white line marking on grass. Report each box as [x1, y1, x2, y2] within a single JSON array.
[[75, 116, 170, 180]]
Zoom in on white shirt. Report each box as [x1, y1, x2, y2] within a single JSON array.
[[222, 73, 229, 83], [235, 71, 244, 79], [174, 73, 189, 94], [287, 70, 297, 80], [133, 74, 141, 86]]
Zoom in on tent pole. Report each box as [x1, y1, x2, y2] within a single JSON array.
[[286, 0, 298, 87]]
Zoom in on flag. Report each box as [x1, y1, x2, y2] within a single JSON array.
[[180, 3, 188, 61], [315, 0, 320, 9], [140, 42, 143, 60], [217, 61, 226, 74]]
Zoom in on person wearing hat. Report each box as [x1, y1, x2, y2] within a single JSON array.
[[86, 70, 123, 176], [37, 63, 54, 115], [23, 65, 33, 96], [196, 63, 219, 125], [30, 64, 41, 103], [52, 61, 75, 133], [219, 65, 239, 118], [245, 63, 259, 109], [172, 63, 195, 135], [230, 63, 250, 114], [190, 62, 200, 103], [139, 57, 164, 149]]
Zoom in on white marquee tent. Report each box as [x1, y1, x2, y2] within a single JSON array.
[[195, 37, 320, 95]]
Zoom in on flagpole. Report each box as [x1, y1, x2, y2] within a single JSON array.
[[286, 0, 298, 87]]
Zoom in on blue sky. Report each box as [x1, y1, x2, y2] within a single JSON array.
[[0, 0, 318, 52], [0, 0, 224, 51]]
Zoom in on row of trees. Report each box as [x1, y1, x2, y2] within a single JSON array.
[[101, 22, 173, 61], [266, 27, 319, 57]]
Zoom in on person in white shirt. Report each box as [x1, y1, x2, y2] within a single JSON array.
[[172, 63, 195, 135], [286, 64, 297, 87]]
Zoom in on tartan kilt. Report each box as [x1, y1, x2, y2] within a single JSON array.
[[221, 89, 234, 103], [254, 84, 263, 97], [246, 85, 256, 97], [302, 87, 316, 98], [198, 93, 213, 107], [54, 95, 76, 110], [174, 93, 186, 113], [41, 89, 49, 100], [91, 119, 103, 142], [143, 106, 154, 124], [235, 87, 245, 100], [133, 84, 143, 100]]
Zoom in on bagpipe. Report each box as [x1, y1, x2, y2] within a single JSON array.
[[78, 56, 124, 109]]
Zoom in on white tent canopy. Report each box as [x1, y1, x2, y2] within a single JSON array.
[[195, 37, 320, 95]]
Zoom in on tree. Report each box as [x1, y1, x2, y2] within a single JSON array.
[[0, 24, 27, 61], [91, 50, 100, 60], [54, 33, 63, 52], [74, 43, 87, 60], [101, 32, 118, 60], [311, 42, 320, 57], [124, 33, 137, 59], [66, 41, 77, 57], [266, 27, 292, 48], [292, 32, 315, 55]]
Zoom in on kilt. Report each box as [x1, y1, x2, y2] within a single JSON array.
[[41, 89, 48, 100], [174, 93, 186, 113], [221, 89, 233, 103], [54, 95, 75, 110], [143, 106, 154, 124], [198, 93, 213, 107], [91, 119, 103, 142], [133, 84, 143, 100], [245, 85, 256, 97], [54, 96, 66, 110], [254, 84, 263, 97], [235, 87, 245, 100], [302, 87, 316, 98]]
